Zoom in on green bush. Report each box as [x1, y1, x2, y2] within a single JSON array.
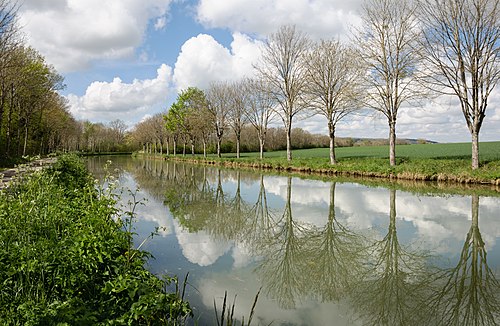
[[0, 154, 191, 325]]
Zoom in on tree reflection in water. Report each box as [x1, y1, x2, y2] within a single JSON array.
[[164, 164, 217, 232], [425, 194, 500, 326], [212, 170, 252, 241], [244, 174, 277, 248], [350, 188, 433, 326], [254, 176, 311, 309], [306, 182, 365, 302], [89, 159, 500, 325]]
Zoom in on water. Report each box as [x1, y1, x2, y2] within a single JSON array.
[[86, 156, 500, 326]]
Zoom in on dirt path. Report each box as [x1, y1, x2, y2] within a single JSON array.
[[0, 157, 57, 189]]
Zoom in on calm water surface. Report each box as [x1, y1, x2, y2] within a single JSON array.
[[87, 156, 500, 326]]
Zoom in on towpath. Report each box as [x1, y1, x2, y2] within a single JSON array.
[[0, 157, 57, 189]]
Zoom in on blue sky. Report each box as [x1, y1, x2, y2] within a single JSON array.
[[18, 0, 499, 142]]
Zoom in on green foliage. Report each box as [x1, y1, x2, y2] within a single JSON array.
[[0, 154, 192, 325], [48, 153, 92, 191], [164, 87, 210, 146]]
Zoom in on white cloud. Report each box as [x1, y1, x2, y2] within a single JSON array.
[[154, 15, 168, 30], [67, 64, 173, 122], [172, 32, 262, 90], [19, 0, 173, 72], [262, 175, 500, 254], [196, 269, 354, 326], [196, 0, 363, 40], [296, 88, 500, 142], [173, 219, 231, 266]]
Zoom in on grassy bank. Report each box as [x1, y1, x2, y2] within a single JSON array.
[[0, 154, 191, 325], [142, 141, 500, 186]]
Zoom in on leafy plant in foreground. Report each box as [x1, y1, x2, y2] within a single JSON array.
[[0, 154, 192, 325]]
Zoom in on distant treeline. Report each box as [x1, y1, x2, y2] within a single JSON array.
[[129, 114, 434, 156]]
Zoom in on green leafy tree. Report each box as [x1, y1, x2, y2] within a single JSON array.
[[165, 87, 211, 156]]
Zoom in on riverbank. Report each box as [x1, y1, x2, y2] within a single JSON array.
[[0, 154, 191, 324], [0, 157, 57, 189], [137, 152, 500, 187]]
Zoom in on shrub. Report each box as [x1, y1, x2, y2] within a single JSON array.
[[0, 154, 191, 325]]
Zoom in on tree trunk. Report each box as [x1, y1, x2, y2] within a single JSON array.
[[389, 188, 396, 230], [23, 123, 28, 156], [471, 130, 479, 170], [259, 137, 265, 160], [286, 123, 292, 161], [329, 182, 336, 222], [472, 194, 479, 229], [183, 141, 186, 156], [191, 142, 195, 156], [203, 140, 207, 158], [329, 122, 336, 165], [6, 94, 13, 155], [389, 120, 396, 166], [173, 139, 177, 156], [217, 136, 222, 158], [0, 82, 5, 152], [236, 133, 241, 159]]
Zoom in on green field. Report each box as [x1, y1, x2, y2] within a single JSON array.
[[233, 141, 500, 161], [174, 141, 500, 184]]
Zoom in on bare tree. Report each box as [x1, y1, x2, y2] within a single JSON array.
[[305, 40, 365, 164], [0, 0, 19, 61], [244, 78, 276, 159], [206, 81, 231, 158], [228, 80, 248, 159], [355, 0, 424, 166], [418, 0, 500, 169], [0, 0, 20, 152], [150, 113, 168, 155], [109, 119, 127, 145], [255, 25, 311, 161]]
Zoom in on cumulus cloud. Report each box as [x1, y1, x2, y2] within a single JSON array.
[[196, 0, 363, 39], [297, 89, 500, 142], [172, 32, 262, 90], [67, 64, 173, 122], [19, 0, 173, 72], [173, 219, 231, 266]]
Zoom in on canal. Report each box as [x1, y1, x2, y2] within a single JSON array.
[[87, 155, 500, 325]]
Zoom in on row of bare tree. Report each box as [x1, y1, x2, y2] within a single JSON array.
[[356, 0, 499, 169], [130, 110, 353, 157], [141, 0, 498, 169], [257, 0, 499, 169]]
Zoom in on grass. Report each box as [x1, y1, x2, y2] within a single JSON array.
[[154, 141, 500, 185], [232, 141, 500, 161]]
